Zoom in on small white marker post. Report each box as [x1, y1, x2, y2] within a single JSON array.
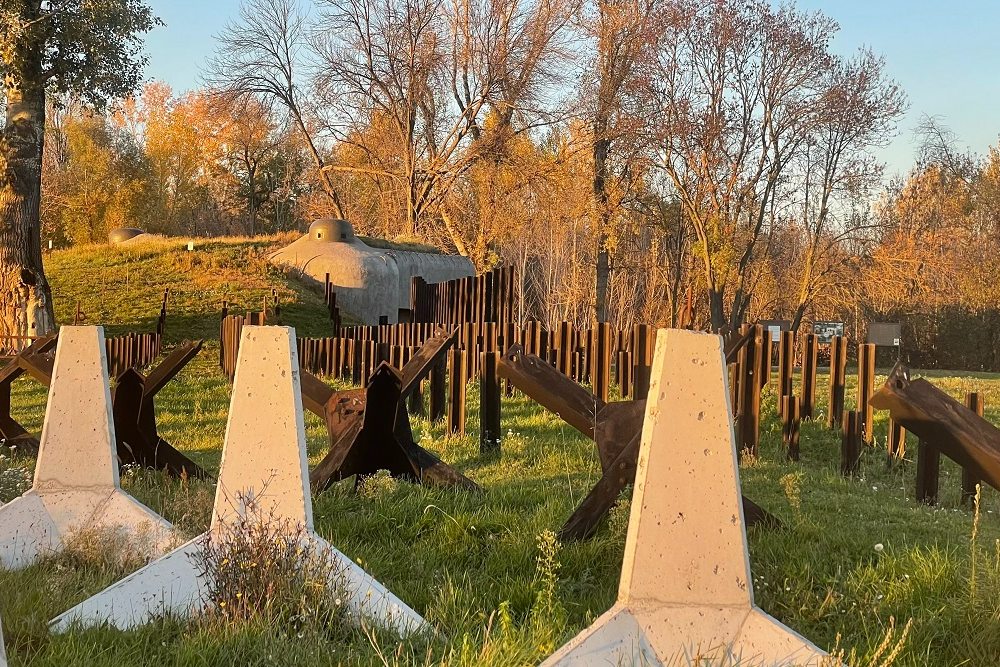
[[51, 326, 429, 637], [540, 329, 836, 667], [0, 327, 175, 570], [187, 240, 194, 251]]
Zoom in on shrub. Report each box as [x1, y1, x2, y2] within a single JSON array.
[[191, 493, 348, 639]]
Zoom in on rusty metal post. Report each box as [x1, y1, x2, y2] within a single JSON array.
[[783, 394, 801, 461], [777, 330, 794, 419], [828, 335, 847, 429], [430, 357, 446, 423], [448, 349, 467, 436], [800, 333, 818, 418], [557, 321, 573, 377], [632, 324, 652, 401], [916, 436, 941, 505], [962, 392, 985, 506], [760, 333, 772, 389], [858, 342, 876, 443], [841, 410, 861, 476], [737, 325, 763, 457], [888, 418, 906, 461], [595, 322, 612, 403], [618, 349, 632, 399], [479, 351, 501, 455]]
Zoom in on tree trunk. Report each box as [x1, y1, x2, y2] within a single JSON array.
[[1, 83, 54, 340], [708, 286, 726, 332], [592, 0, 617, 325], [593, 132, 611, 324], [790, 303, 807, 332], [247, 164, 257, 236]]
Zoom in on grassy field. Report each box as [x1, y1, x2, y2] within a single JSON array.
[[1, 239, 999, 665]]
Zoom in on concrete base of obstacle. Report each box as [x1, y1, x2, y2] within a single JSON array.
[[541, 329, 834, 667], [51, 326, 428, 637], [0, 327, 174, 570]]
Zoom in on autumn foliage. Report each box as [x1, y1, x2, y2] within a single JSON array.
[[24, 0, 1000, 369]]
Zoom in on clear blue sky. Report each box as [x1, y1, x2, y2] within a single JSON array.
[[144, 0, 1000, 179]]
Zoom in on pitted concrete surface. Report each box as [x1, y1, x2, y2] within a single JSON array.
[[269, 219, 473, 323], [0, 327, 174, 570], [212, 326, 312, 530], [540, 329, 835, 667], [51, 326, 429, 637]]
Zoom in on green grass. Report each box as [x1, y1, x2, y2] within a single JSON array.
[[1, 239, 999, 665]]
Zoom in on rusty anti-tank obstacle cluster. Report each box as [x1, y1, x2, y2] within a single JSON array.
[[497, 342, 781, 541], [728, 321, 999, 508], [725, 322, 877, 473], [0, 333, 207, 479], [303, 327, 479, 493]]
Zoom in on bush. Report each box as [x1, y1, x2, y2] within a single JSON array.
[[192, 494, 349, 639]]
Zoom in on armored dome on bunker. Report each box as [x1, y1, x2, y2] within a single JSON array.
[[268, 219, 474, 324], [309, 218, 355, 243]]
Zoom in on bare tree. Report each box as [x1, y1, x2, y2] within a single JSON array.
[[208, 0, 346, 217], [586, 0, 656, 323], [788, 49, 905, 330], [644, 0, 838, 330], [310, 0, 573, 246]]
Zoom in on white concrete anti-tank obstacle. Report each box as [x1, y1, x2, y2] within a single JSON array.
[[50, 326, 428, 636], [540, 329, 835, 667], [0, 326, 174, 570]]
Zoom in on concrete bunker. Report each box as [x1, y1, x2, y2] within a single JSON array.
[[268, 219, 474, 324]]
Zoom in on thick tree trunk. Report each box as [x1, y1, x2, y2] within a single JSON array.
[[1, 84, 54, 340], [790, 302, 807, 332]]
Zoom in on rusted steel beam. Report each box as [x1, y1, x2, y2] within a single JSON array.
[[0, 335, 56, 383], [299, 370, 336, 416], [17, 350, 55, 385], [593, 400, 645, 472], [500, 344, 779, 542], [113, 367, 209, 479], [0, 336, 60, 454], [724, 327, 754, 363], [559, 424, 780, 542], [4, 337, 206, 477], [497, 344, 601, 440], [143, 341, 203, 398], [871, 364, 1000, 491], [307, 346, 479, 494], [400, 326, 457, 397], [0, 379, 37, 454]]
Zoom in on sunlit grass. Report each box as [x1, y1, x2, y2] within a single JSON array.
[[0, 240, 998, 664]]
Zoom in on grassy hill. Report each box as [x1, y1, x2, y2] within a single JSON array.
[[1, 238, 999, 665]]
